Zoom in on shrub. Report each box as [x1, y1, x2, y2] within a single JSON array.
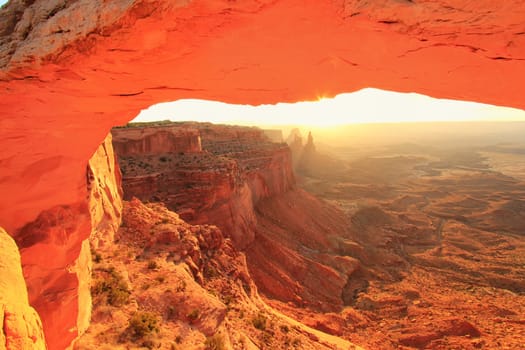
[[176, 280, 186, 292], [222, 294, 233, 306], [147, 260, 158, 270], [280, 325, 289, 333], [91, 267, 130, 306], [167, 306, 177, 320], [187, 309, 200, 322], [155, 275, 166, 283], [252, 313, 267, 331], [128, 311, 159, 339], [93, 252, 102, 263], [204, 334, 225, 350]]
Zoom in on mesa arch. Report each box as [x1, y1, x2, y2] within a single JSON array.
[[0, 0, 524, 349]]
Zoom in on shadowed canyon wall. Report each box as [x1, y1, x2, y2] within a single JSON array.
[[1, 0, 525, 349], [6, 134, 122, 350]]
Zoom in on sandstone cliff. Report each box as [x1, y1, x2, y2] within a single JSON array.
[[112, 123, 202, 156], [286, 128, 304, 170], [114, 122, 363, 313], [114, 122, 294, 249], [11, 134, 122, 350], [88, 133, 124, 248], [0, 227, 46, 350]]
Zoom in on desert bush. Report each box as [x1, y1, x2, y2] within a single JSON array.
[[91, 267, 130, 306], [147, 260, 158, 270], [167, 305, 177, 320], [252, 312, 267, 331], [155, 275, 166, 283], [93, 252, 102, 263], [128, 311, 159, 339], [222, 294, 234, 306], [187, 308, 200, 322], [176, 280, 186, 292], [204, 334, 225, 350]]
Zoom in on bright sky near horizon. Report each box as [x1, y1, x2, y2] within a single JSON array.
[[133, 88, 525, 128]]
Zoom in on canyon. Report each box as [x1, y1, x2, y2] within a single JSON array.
[[99, 122, 525, 349], [113, 122, 358, 313], [1, 0, 525, 349], [296, 130, 525, 349]]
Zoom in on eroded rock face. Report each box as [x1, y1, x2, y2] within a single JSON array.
[[76, 198, 361, 350], [12, 133, 122, 350], [114, 122, 294, 249], [88, 133, 124, 248], [112, 125, 202, 156], [0, 227, 46, 350], [246, 189, 360, 312], [114, 122, 360, 312]]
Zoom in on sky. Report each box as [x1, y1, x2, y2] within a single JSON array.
[[133, 88, 525, 128], [0, 0, 7, 6]]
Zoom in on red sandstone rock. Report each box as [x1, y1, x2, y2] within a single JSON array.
[[112, 124, 202, 156], [114, 123, 359, 313], [11, 134, 122, 350], [247, 189, 361, 311], [1, 0, 524, 231], [76, 199, 360, 350], [0, 227, 46, 350], [286, 128, 304, 170], [1, 1, 525, 349], [88, 133, 123, 247], [114, 122, 294, 249]]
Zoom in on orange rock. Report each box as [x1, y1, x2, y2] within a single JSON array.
[[0, 227, 46, 350], [11, 134, 122, 350], [114, 122, 295, 249], [112, 125, 202, 156], [1, 1, 525, 349]]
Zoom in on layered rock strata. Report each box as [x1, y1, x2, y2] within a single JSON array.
[[112, 123, 202, 156], [114, 122, 363, 313], [114, 122, 294, 249]]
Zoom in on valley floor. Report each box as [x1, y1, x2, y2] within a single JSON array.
[[297, 142, 525, 349]]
